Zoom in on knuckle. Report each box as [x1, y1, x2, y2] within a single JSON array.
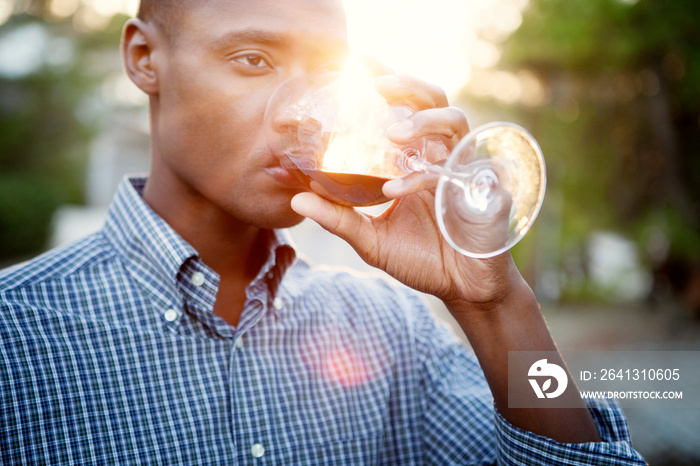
[[447, 106, 467, 123], [394, 74, 447, 107], [447, 107, 469, 135], [428, 84, 448, 106]]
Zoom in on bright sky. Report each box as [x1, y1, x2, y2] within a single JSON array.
[[342, 0, 528, 97], [342, 0, 473, 96]]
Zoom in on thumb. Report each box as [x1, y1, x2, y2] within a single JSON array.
[[291, 192, 376, 252]]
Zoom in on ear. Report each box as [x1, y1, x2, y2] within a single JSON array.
[[121, 18, 160, 96]]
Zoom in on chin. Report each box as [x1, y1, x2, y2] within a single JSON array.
[[271, 213, 307, 230], [247, 205, 307, 230]]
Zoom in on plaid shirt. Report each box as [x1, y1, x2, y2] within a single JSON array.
[[1, 177, 645, 465]]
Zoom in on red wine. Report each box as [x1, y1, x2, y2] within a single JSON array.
[[286, 168, 391, 206]]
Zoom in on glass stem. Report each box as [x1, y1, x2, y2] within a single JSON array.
[[401, 150, 468, 190]]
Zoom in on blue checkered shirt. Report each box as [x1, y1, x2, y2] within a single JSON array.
[[1, 177, 645, 465]]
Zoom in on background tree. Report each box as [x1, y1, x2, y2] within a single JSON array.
[[0, 2, 125, 263], [479, 0, 700, 309]]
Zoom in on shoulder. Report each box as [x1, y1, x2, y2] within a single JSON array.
[[0, 232, 114, 303]]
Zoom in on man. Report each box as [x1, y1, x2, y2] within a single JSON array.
[[0, 0, 645, 464]]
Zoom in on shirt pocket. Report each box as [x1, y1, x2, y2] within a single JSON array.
[[271, 371, 389, 465], [297, 367, 389, 442]]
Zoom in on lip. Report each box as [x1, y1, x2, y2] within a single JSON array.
[[265, 164, 302, 188]]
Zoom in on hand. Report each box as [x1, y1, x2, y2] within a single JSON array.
[[290, 78, 604, 443], [290, 74, 522, 312]]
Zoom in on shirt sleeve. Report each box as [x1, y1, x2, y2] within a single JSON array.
[[403, 290, 646, 466], [494, 399, 647, 465]]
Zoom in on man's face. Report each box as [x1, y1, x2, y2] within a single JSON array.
[[150, 0, 348, 228]]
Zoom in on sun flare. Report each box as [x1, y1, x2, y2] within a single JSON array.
[[319, 58, 408, 177], [341, 0, 475, 97]]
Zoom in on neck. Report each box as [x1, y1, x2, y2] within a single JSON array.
[[142, 170, 269, 283]]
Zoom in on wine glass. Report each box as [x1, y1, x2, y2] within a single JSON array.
[[264, 69, 546, 259]]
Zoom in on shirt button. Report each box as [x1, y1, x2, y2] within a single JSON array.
[[251, 443, 265, 458], [191, 272, 205, 287], [272, 297, 283, 311], [164, 309, 179, 322], [235, 338, 244, 349]]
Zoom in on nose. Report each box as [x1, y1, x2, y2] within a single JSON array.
[[264, 70, 339, 165], [288, 62, 311, 80], [266, 94, 327, 166], [267, 70, 329, 137], [271, 110, 326, 163]]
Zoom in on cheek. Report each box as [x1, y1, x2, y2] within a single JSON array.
[[160, 89, 263, 160], [155, 58, 278, 176]]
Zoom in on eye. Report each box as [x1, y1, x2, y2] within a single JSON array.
[[232, 52, 272, 70]]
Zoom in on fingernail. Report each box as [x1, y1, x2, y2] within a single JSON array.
[[290, 192, 318, 216], [375, 75, 401, 93], [382, 177, 405, 197], [375, 75, 400, 87], [387, 120, 413, 140]]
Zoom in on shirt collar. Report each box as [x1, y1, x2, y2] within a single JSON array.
[[103, 176, 297, 324], [243, 228, 297, 318], [103, 177, 199, 310]]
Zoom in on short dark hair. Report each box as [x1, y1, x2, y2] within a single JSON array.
[[136, 0, 186, 40]]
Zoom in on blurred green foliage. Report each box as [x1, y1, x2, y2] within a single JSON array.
[[0, 11, 125, 262], [494, 0, 700, 304]]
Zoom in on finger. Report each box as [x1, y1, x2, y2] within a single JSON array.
[[361, 55, 394, 78], [387, 107, 469, 146], [290, 192, 376, 251], [374, 74, 449, 110], [383, 171, 440, 198]]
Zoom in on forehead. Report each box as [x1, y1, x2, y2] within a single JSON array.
[[178, 0, 348, 49]]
